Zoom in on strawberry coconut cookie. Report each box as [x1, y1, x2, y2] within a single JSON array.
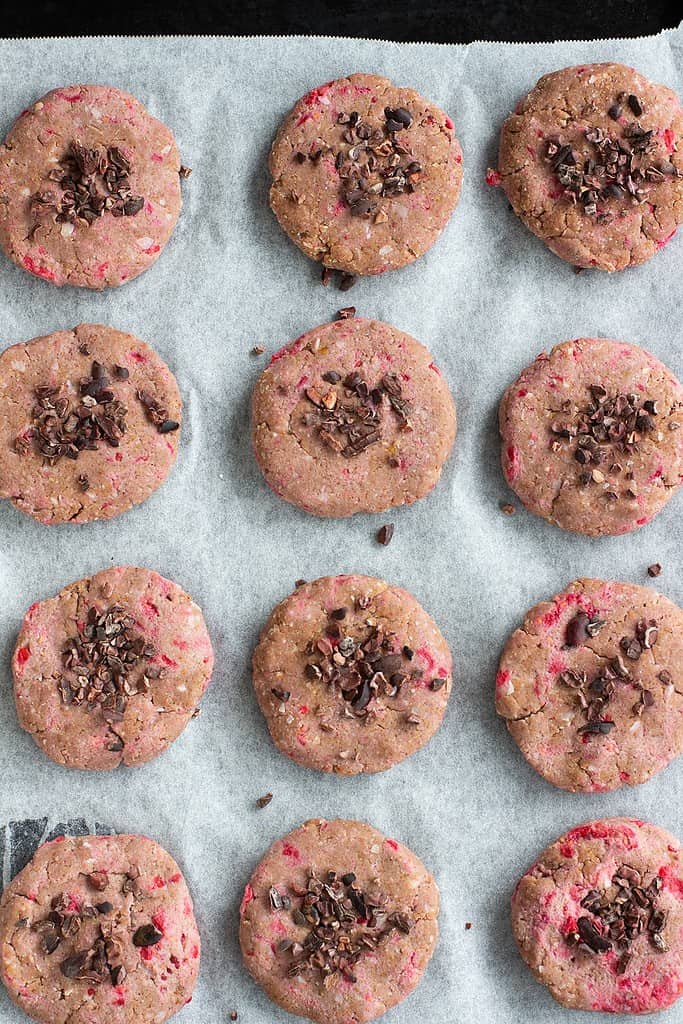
[[269, 74, 463, 283], [0, 85, 187, 289], [0, 323, 181, 525], [496, 63, 683, 271], [0, 833, 200, 1024], [512, 818, 683, 1013], [252, 316, 456, 517], [12, 566, 213, 770], [252, 575, 452, 775], [239, 818, 439, 1024], [499, 337, 683, 536], [496, 578, 683, 792]]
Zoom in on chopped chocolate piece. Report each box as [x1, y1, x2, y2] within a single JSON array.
[[377, 523, 394, 546], [31, 140, 145, 226], [28, 362, 128, 467], [57, 603, 156, 723], [283, 867, 412, 984], [132, 924, 163, 947], [136, 389, 178, 434]]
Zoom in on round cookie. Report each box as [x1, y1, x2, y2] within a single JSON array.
[[0, 832, 200, 1024], [496, 578, 683, 792], [497, 63, 683, 271], [269, 73, 463, 277], [12, 565, 213, 770], [239, 818, 439, 1024], [511, 818, 683, 1013], [0, 85, 184, 289], [499, 337, 683, 536], [252, 574, 452, 775], [0, 323, 182, 525], [252, 317, 456, 518]]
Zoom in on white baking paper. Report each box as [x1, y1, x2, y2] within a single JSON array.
[[0, 27, 682, 1024]]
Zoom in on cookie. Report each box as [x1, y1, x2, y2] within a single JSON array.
[[499, 337, 683, 536], [497, 63, 683, 271], [511, 818, 683, 1013], [13, 565, 213, 770], [0, 323, 181, 525], [240, 818, 438, 1024], [269, 73, 463, 277], [496, 578, 683, 792], [252, 574, 452, 775], [252, 317, 456, 518], [0, 85, 184, 289], [0, 832, 200, 1024]]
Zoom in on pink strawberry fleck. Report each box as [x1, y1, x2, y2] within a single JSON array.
[[240, 884, 254, 914], [22, 254, 55, 282]]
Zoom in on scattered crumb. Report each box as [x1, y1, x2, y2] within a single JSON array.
[[251, 345, 265, 355], [465, 922, 473, 930], [377, 523, 394, 546], [256, 793, 273, 809], [500, 502, 515, 516], [647, 563, 662, 578]]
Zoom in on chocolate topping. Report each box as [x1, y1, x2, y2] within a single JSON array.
[[57, 604, 159, 732], [566, 867, 666, 961], [31, 141, 145, 226], [550, 385, 662, 501], [559, 618, 660, 732], [274, 868, 413, 984], [303, 371, 411, 458], [20, 361, 127, 466], [544, 95, 679, 220]]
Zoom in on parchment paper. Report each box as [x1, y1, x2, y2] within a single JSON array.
[[0, 27, 682, 1024]]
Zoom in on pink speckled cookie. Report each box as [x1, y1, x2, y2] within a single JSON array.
[[0, 85, 184, 289], [499, 337, 683, 536], [0, 323, 181, 525], [512, 818, 683, 1013], [253, 574, 452, 775], [0, 833, 200, 1024], [497, 63, 683, 271], [239, 818, 439, 1024], [252, 317, 456, 518], [496, 578, 683, 792], [269, 74, 463, 277], [13, 566, 213, 770]]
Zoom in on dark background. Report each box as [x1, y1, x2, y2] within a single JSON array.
[[1, 0, 679, 41]]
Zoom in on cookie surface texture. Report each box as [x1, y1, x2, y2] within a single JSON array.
[[496, 578, 683, 792], [0, 833, 200, 1024], [13, 565, 213, 769], [269, 73, 463, 276], [0, 85, 183, 288], [240, 817, 439, 1024], [511, 818, 683, 1013], [253, 574, 452, 774], [498, 63, 683, 270], [499, 337, 683, 536], [0, 323, 181, 524], [252, 317, 456, 517]]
